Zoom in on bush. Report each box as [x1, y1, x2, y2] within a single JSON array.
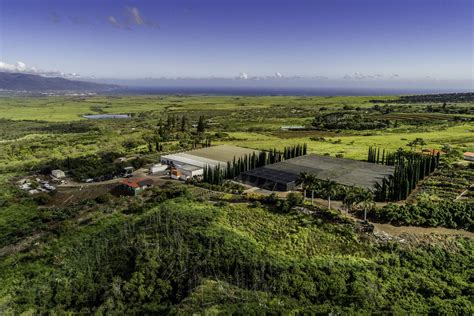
[[150, 183, 191, 203], [286, 192, 303, 207], [214, 132, 229, 139], [312, 112, 389, 130], [33, 192, 52, 205], [95, 193, 113, 204], [371, 200, 473, 231]]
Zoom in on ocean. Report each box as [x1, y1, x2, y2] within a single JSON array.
[[105, 86, 470, 96]]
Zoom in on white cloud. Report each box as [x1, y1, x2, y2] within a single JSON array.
[[343, 72, 386, 80], [0, 61, 80, 78], [108, 7, 159, 30], [237, 72, 248, 80], [275, 72, 283, 79], [127, 7, 144, 25], [107, 16, 122, 28], [0, 61, 27, 72]]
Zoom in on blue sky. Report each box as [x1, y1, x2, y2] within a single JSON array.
[[0, 0, 472, 88]]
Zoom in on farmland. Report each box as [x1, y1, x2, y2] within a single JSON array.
[[0, 94, 473, 314]]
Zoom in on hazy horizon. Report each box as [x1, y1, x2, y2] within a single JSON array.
[[1, 0, 472, 91]]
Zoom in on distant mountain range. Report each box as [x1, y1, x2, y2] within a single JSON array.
[[0, 72, 119, 92]]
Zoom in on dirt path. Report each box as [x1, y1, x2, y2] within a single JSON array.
[[58, 168, 167, 188], [308, 197, 474, 239]]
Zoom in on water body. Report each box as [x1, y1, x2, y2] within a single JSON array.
[[83, 114, 131, 119], [105, 86, 470, 96]]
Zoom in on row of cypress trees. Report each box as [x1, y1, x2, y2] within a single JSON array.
[[369, 146, 440, 201], [203, 144, 307, 185]]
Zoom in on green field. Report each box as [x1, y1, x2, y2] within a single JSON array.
[[0, 95, 389, 121], [0, 94, 473, 314], [1, 95, 472, 165]]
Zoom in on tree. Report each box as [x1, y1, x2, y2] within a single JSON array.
[[197, 116, 206, 133], [406, 138, 426, 152], [342, 186, 359, 212], [361, 192, 375, 222], [297, 172, 310, 201], [180, 115, 188, 132], [322, 179, 338, 210], [308, 180, 322, 206]]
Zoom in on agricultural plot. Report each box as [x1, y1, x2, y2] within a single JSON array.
[[414, 164, 474, 204]]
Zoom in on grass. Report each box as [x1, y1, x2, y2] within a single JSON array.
[[0, 95, 387, 122], [217, 124, 474, 160], [0, 95, 472, 170]]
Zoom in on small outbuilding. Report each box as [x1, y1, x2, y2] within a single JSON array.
[[463, 152, 474, 162], [117, 178, 154, 196], [51, 169, 66, 179], [171, 164, 203, 180]]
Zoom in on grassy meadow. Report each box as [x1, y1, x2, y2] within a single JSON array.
[[0, 94, 472, 166]]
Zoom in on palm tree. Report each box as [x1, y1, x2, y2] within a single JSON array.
[[297, 172, 310, 201], [361, 191, 375, 222], [308, 180, 320, 206], [342, 186, 359, 212], [322, 179, 338, 210]]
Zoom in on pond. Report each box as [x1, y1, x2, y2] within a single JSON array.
[[83, 114, 131, 119]]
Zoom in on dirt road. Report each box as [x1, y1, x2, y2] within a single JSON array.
[[309, 197, 474, 239]]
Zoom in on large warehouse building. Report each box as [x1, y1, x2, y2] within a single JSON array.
[[161, 145, 260, 178], [239, 154, 395, 191]]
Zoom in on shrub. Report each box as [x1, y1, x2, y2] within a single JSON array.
[[371, 200, 473, 231], [33, 192, 52, 205], [286, 192, 303, 207], [95, 193, 113, 204]]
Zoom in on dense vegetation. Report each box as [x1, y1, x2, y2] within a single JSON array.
[[368, 147, 440, 201], [373, 92, 474, 104], [312, 112, 390, 130], [0, 94, 473, 313], [1, 189, 472, 314], [369, 200, 473, 231]]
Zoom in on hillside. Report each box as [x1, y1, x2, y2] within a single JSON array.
[[0, 188, 472, 314], [0, 94, 472, 314], [0, 72, 119, 92]]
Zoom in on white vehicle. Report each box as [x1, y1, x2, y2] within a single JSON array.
[[44, 184, 56, 191]]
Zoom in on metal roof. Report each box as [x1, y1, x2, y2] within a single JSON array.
[[241, 154, 395, 190], [161, 145, 260, 169]]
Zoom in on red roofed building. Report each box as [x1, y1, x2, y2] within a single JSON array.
[[422, 148, 444, 156], [117, 178, 154, 196], [464, 152, 474, 162]]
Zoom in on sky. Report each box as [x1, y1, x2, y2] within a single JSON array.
[[0, 0, 472, 89]]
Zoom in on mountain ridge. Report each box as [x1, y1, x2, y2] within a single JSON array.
[[0, 72, 119, 92]]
